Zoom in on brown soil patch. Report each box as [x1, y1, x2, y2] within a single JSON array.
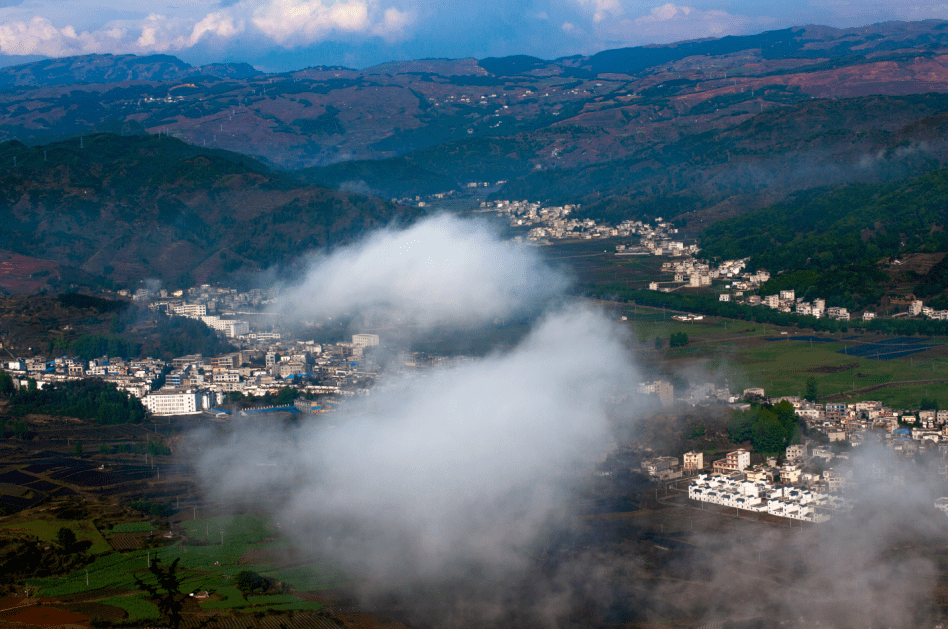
[[54, 588, 130, 604], [0, 603, 88, 626], [887, 252, 947, 278], [60, 601, 126, 622], [240, 546, 297, 565], [108, 533, 143, 551], [334, 613, 410, 629], [807, 362, 858, 373]]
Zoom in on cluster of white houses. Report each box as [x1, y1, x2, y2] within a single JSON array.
[[688, 474, 844, 522]]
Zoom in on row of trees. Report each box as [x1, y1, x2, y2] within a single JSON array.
[[7, 379, 146, 424], [669, 332, 690, 347]]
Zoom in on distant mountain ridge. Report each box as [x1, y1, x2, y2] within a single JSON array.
[[2, 21, 948, 234], [0, 53, 260, 87]]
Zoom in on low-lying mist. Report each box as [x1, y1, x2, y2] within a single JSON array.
[[273, 214, 570, 332], [198, 306, 639, 583]]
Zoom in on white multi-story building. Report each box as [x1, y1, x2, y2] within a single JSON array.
[[142, 390, 201, 416], [352, 334, 380, 347], [712, 449, 751, 473], [173, 303, 207, 318]]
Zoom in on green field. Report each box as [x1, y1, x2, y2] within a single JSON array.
[[620, 303, 948, 408], [98, 594, 162, 620], [0, 517, 111, 554], [31, 513, 342, 616]]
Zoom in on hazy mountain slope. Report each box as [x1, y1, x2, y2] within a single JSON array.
[[696, 166, 948, 309], [496, 92, 948, 229], [0, 54, 260, 87], [0, 133, 411, 293]]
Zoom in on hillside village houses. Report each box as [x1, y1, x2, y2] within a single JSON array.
[[2, 284, 388, 416], [482, 199, 697, 250], [4, 329, 381, 416], [638, 389, 948, 523]]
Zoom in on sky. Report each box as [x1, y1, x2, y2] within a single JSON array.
[[0, 0, 945, 70]]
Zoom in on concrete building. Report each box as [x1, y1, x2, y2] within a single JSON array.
[[352, 334, 380, 347], [173, 303, 207, 318], [786, 444, 808, 461], [712, 449, 751, 473], [641, 380, 674, 406], [142, 390, 201, 416], [683, 451, 704, 472]]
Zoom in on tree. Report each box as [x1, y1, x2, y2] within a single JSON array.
[[134, 558, 186, 629], [74, 441, 83, 458], [0, 370, 14, 397], [57, 526, 77, 551], [235, 570, 269, 598], [654, 336, 664, 350], [99, 444, 111, 455], [805, 376, 819, 402]]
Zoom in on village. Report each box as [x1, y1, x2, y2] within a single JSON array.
[[1, 283, 388, 417], [639, 390, 948, 524]]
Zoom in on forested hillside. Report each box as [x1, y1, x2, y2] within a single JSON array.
[[0, 133, 412, 292]]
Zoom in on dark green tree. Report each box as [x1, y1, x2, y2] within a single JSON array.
[[654, 336, 663, 350], [134, 558, 186, 629], [74, 441, 83, 458], [0, 370, 14, 397], [57, 527, 77, 551], [234, 570, 269, 598], [805, 376, 819, 402]]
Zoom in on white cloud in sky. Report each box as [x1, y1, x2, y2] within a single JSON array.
[[622, 2, 753, 41], [576, 0, 624, 23], [0, 0, 415, 57]]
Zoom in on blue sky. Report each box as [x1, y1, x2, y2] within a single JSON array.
[[0, 0, 943, 70]]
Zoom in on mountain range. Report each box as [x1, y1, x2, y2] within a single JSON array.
[[4, 21, 948, 294]]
